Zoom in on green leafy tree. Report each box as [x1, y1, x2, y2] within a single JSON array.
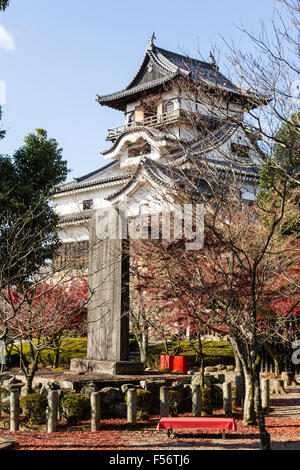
[[0, 129, 69, 284], [0, 0, 9, 11], [259, 113, 300, 198], [259, 113, 300, 234]]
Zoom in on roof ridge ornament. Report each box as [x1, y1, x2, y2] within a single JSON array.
[[209, 51, 219, 70], [147, 32, 156, 50]]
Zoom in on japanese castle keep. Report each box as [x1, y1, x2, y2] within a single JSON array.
[[52, 37, 263, 374], [53, 36, 261, 255]]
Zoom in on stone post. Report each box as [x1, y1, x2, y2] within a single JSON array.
[[47, 390, 58, 433], [160, 386, 169, 417], [223, 381, 232, 417], [90, 392, 101, 432], [261, 378, 270, 414], [127, 389, 137, 425], [192, 384, 201, 417], [10, 389, 19, 432], [235, 375, 244, 407]]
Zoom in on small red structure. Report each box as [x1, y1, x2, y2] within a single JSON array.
[[172, 355, 189, 374], [157, 417, 237, 439], [160, 355, 174, 370], [160, 355, 189, 374]]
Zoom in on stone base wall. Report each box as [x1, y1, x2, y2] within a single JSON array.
[[70, 358, 145, 375]]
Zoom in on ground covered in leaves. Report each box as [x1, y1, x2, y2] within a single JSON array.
[[1, 386, 299, 450]]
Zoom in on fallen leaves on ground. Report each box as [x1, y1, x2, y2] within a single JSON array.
[[1, 388, 300, 450]]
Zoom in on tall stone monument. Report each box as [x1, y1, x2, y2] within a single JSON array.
[[70, 209, 144, 375]]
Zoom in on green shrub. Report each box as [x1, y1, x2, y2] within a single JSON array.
[[159, 368, 170, 373], [61, 393, 90, 426], [201, 387, 213, 415], [169, 390, 184, 417], [20, 393, 48, 424], [137, 389, 152, 420], [125, 389, 152, 421], [211, 385, 223, 410]]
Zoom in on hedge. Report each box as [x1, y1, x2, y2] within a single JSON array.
[[146, 340, 235, 370], [61, 393, 90, 426], [7, 336, 138, 369], [7, 338, 87, 368], [6, 338, 234, 371]]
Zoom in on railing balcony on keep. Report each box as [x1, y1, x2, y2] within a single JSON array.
[[106, 109, 181, 141]]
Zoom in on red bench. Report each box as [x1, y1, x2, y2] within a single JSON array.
[[157, 417, 237, 440]]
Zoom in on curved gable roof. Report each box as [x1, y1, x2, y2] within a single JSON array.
[[97, 39, 261, 111]]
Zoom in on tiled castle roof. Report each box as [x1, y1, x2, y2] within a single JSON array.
[[97, 39, 261, 111]]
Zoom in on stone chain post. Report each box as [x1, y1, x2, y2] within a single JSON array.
[[47, 390, 59, 433], [192, 384, 201, 417], [10, 389, 19, 432], [160, 386, 169, 417], [90, 392, 101, 432], [223, 381, 232, 417], [127, 388, 137, 425]]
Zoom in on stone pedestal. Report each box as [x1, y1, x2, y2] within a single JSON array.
[[70, 210, 144, 376], [70, 358, 144, 375]]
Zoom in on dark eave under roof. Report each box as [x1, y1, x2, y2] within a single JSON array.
[[97, 74, 177, 111]]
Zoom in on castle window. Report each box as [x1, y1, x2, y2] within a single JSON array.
[[163, 100, 175, 114], [231, 143, 249, 158], [83, 199, 93, 211], [127, 111, 135, 125]]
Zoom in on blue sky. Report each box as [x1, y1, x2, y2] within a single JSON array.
[[0, 0, 279, 180]]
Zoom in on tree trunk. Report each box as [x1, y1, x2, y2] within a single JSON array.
[[142, 332, 148, 362], [137, 338, 147, 363], [54, 348, 60, 369], [26, 374, 34, 395], [243, 369, 257, 425], [25, 355, 39, 394], [265, 343, 282, 376], [197, 335, 205, 388], [234, 349, 243, 375], [231, 338, 256, 425], [253, 365, 271, 450]]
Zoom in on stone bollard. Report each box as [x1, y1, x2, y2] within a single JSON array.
[[160, 386, 169, 417], [47, 390, 58, 433], [10, 389, 19, 432], [223, 382, 232, 417], [235, 375, 244, 408], [127, 388, 137, 425], [261, 378, 270, 414], [192, 384, 201, 417], [90, 392, 101, 432]]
